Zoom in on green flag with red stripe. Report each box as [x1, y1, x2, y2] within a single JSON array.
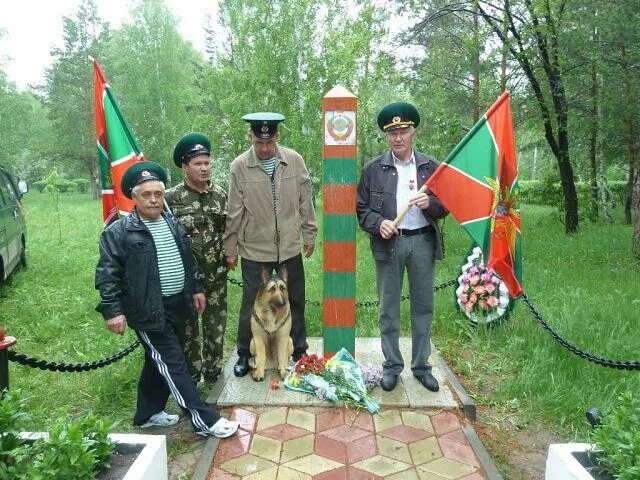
[[426, 92, 522, 297], [93, 59, 144, 224]]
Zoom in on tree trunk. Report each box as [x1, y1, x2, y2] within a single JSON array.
[[633, 173, 640, 256], [588, 62, 598, 222], [620, 41, 638, 225], [471, 0, 481, 123]]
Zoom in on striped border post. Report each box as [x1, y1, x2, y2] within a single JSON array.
[[322, 86, 357, 359]]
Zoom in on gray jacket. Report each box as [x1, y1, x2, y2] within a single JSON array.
[[356, 151, 448, 261]]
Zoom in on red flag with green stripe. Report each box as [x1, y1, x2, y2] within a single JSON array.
[[426, 92, 522, 297], [93, 59, 144, 224]]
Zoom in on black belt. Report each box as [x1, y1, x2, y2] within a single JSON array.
[[397, 226, 432, 236]]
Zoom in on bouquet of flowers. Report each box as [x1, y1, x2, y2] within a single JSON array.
[[456, 246, 510, 324], [283, 348, 381, 414]]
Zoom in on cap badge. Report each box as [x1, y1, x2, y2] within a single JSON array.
[[261, 125, 270, 133], [141, 170, 151, 177], [392, 116, 401, 123], [193, 144, 203, 149]]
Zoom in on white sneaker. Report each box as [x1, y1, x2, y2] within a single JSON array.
[[198, 417, 240, 438], [139, 411, 179, 428]]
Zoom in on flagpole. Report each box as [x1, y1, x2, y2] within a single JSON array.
[[393, 183, 429, 226]]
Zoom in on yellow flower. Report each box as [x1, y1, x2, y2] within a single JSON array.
[[289, 372, 301, 386]]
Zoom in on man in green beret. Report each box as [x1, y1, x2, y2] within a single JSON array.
[[166, 132, 228, 386], [357, 102, 449, 393], [223, 112, 317, 378], [95, 161, 238, 438]]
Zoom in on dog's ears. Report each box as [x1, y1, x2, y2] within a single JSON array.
[[260, 268, 271, 285], [278, 266, 288, 283]]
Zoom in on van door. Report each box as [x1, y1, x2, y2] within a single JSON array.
[[0, 170, 21, 277]]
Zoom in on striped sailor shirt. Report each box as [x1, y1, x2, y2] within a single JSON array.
[[143, 218, 185, 296]]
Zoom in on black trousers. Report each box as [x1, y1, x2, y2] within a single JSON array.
[[237, 254, 308, 357], [133, 293, 220, 432]]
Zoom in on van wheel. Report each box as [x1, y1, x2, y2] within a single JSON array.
[[19, 240, 27, 269]]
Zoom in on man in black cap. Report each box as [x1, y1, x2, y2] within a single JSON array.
[[356, 102, 449, 393], [166, 133, 228, 386], [223, 112, 317, 378], [95, 161, 238, 437]]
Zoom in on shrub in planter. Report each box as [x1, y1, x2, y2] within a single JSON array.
[[589, 393, 640, 480], [0, 390, 116, 480]]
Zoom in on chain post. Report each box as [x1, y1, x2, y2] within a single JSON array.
[[0, 325, 17, 391]]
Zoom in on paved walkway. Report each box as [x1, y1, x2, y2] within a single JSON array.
[[192, 338, 501, 480]]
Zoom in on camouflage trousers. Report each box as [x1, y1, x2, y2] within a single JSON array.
[[184, 269, 227, 383]]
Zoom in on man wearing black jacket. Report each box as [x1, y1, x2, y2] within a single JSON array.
[[95, 161, 238, 438], [356, 103, 449, 393]]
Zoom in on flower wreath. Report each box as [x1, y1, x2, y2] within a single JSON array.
[[455, 246, 511, 325]]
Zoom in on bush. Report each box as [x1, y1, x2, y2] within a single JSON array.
[[72, 178, 91, 193], [590, 393, 640, 480], [0, 390, 116, 480], [519, 180, 627, 207]]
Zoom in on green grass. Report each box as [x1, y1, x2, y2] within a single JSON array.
[[1, 192, 639, 441]]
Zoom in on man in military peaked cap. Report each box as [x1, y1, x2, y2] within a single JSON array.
[[223, 112, 317, 378], [166, 133, 228, 386], [357, 102, 449, 393], [95, 161, 239, 438]]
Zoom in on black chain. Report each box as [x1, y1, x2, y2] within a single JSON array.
[[8, 340, 140, 372], [522, 293, 640, 371]]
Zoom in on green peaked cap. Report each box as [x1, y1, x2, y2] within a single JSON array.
[[173, 132, 211, 167], [377, 102, 420, 131], [242, 112, 285, 139], [121, 161, 168, 199]]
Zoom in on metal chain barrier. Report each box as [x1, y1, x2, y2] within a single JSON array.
[[522, 293, 640, 371], [8, 340, 140, 372]]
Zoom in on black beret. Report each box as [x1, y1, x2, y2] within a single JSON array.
[[173, 132, 211, 168], [121, 161, 168, 199], [242, 112, 285, 139], [377, 102, 420, 131]]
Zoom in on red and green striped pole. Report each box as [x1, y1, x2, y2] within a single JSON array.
[[322, 86, 357, 358]]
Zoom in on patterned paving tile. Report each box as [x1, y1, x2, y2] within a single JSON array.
[[430, 412, 462, 436], [256, 406, 289, 431], [282, 453, 344, 476], [315, 434, 347, 464], [402, 411, 435, 433], [459, 474, 486, 480], [418, 457, 476, 479], [439, 429, 468, 445], [345, 434, 377, 463], [250, 434, 283, 463], [260, 423, 311, 442], [206, 466, 240, 479], [387, 468, 421, 480], [244, 465, 278, 479], [316, 409, 345, 432], [219, 453, 275, 476], [215, 431, 252, 461], [351, 454, 412, 477], [312, 465, 383, 479], [379, 424, 433, 443], [277, 465, 312, 479], [231, 407, 258, 433], [438, 438, 480, 467], [281, 434, 315, 463], [347, 410, 375, 432], [288, 408, 316, 432], [415, 471, 449, 480], [320, 424, 372, 444], [409, 437, 443, 465], [376, 435, 412, 464], [373, 409, 403, 432]]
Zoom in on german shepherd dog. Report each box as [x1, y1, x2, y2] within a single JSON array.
[[249, 267, 293, 381]]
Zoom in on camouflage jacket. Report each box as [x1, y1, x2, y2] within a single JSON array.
[[166, 181, 227, 271]]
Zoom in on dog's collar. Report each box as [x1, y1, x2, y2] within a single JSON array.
[[252, 308, 291, 336]]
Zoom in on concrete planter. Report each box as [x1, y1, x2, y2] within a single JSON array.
[[546, 443, 607, 480], [20, 432, 167, 480]]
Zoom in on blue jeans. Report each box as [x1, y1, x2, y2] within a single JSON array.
[[375, 231, 435, 377]]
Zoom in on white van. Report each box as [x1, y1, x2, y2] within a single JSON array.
[[0, 165, 27, 281]]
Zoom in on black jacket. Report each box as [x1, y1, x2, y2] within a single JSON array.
[[356, 151, 449, 261], [95, 209, 203, 331]]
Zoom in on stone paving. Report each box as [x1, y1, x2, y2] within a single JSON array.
[[195, 338, 499, 480]]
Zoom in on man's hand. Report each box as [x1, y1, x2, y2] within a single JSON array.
[[409, 192, 430, 210], [379, 219, 399, 239], [193, 293, 206, 315], [303, 243, 315, 258], [106, 315, 127, 335], [226, 255, 238, 270]]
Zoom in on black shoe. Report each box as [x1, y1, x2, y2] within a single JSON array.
[[292, 351, 308, 362], [234, 356, 250, 377], [381, 374, 398, 392], [415, 373, 439, 392]]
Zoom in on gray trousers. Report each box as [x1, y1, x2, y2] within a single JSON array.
[[376, 231, 435, 377]]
